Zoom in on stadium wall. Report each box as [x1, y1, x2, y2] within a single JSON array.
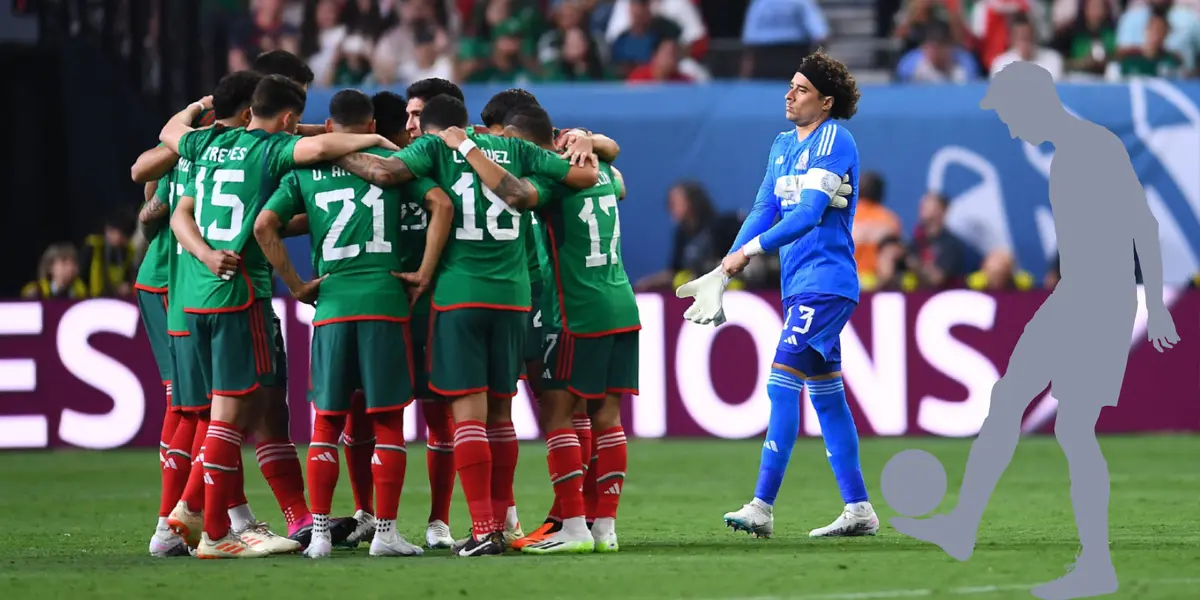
[[284, 81, 1200, 286], [1, 288, 1196, 450]]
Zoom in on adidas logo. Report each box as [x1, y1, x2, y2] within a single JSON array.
[[604, 482, 621, 495], [371, 453, 382, 466], [784, 335, 798, 345], [163, 457, 178, 470], [763, 440, 778, 452], [310, 451, 337, 463], [203, 473, 214, 485], [542, 369, 552, 379]]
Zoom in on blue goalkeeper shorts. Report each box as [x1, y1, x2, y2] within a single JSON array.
[[773, 293, 856, 376]]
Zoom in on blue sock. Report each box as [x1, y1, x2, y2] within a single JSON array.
[[807, 376, 868, 504], [752, 369, 803, 505]]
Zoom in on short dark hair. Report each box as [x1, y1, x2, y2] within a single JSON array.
[[419, 94, 470, 132], [481, 88, 540, 128], [252, 50, 315, 86], [212, 70, 264, 119], [251, 74, 307, 120], [405, 77, 464, 103], [329, 89, 374, 127], [1009, 12, 1032, 29], [503, 104, 555, 146], [860, 171, 884, 203], [372, 91, 408, 140], [797, 49, 860, 121]]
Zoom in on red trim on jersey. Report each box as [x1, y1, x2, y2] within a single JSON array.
[[567, 385, 605, 400], [314, 408, 353, 416], [183, 266, 257, 314], [487, 389, 519, 399], [312, 314, 410, 327], [431, 301, 530, 312], [178, 403, 212, 413], [135, 283, 169, 294], [545, 222, 642, 338], [428, 382, 489, 398], [168, 330, 190, 337], [212, 382, 261, 397], [607, 387, 639, 396], [249, 302, 271, 376], [569, 324, 643, 339], [365, 400, 414, 414]]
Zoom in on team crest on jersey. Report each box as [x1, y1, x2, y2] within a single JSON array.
[[795, 149, 809, 172]]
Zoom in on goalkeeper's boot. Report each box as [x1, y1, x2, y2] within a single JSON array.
[[455, 531, 505, 557], [167, 501, 204, 549], [149, 522, 191, 557], [426, 519, 454, 549], [369, 527, 424, 557], [338, 509, 376, 549], [511, 519, 561, 550], [724, 499, 774, 538], [521, 517, 594, 555], [236, 521, 301, 554], [196, 531, 271, 559], [591, 517, 619, 553], [502, 506, 525, 548], [808, 502, 879, 538]]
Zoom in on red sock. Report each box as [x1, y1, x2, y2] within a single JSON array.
[[574, 414, 594, 521], [159, 387, 181, 467], [372, 410, 407, 521], [453, 420, 495, 538], [487, 421, 518, 526], [593, 426, 627, 520], [423, 401, 455, 524], [545, 429, 585, 520], [306, 414, 344, 516], [257, 437, 310, 526], [202, 421, 242, 540], [343, 391, 376, 515], [180, 415, 210, 511], [159, 412, 197, 517]]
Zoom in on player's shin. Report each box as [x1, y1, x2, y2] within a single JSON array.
[[543, 392, 586, 529], [449, 393, 497, 541], [486, 397, 519, 537], [422, 400, 455, 527], [590, 395, 626, 550], [160, 411, 197, 519], [343, 391, 376, 517], [808, 375, 868, 504], [754, 369, 804, 506], [158, 387, 182, 503], [369, 410, 422, 555], [201, 398, 243, 544], [573, 401, 595, 523], [307, 413, 344, 543], [255, 386, 313, 533]]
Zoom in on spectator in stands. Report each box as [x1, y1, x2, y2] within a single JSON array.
[[893, 0, 974, 54], [628, 37, 694, 82], [605, 0, 709, 60], [966, 248, 1035, 290], [851, 171, 904, 282], [465, 18, 538, 83], [969, 0, 1052, 73], [907, 191, 969, 289], [321, 31, 376, 86], [300, 0, 348, 85], [1055, 0, 1119, 77], [609, 0, 684, 78], [635, 180, 722, 292], [397, 22, 455, 83], [1116, 0, 1200, 75], [341, 0, 399, 40], [863, 235, 920, 292], [740, 0, 829, 79], [22, 243, 89, 300], [895, 20, 982, 82], [1120, 10, 1184, 77], [1044, 251, 1061, 290], [228, 0, 301, 73], [991, 12, 1064, 78], [460, 0, 542, 81], [82, 211, 137, 298], [543, 26, 612, 80], [374, 0, 456, 85]]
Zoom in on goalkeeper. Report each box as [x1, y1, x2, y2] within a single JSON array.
[[676, 51, 877, 539]]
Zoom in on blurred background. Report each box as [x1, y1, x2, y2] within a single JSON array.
[[1, 0, 1198, 449]]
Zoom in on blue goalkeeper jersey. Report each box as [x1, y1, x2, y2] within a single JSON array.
[[729, 119, 861, 303]]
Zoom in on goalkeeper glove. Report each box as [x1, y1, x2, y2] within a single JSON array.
[[675, 266, 731, 327], [828, 174, 852, 209]]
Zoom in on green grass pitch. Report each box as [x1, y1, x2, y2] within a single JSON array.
[[2, 436, 1199, 599]]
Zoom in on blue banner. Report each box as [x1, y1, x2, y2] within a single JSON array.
[[290, 81, 1200, 285]]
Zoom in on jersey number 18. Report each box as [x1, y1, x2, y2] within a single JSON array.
[[452, 173, 521, 241]]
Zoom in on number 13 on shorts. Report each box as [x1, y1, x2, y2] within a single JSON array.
[[787, 305, 815, 334]]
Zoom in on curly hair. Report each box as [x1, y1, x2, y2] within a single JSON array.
[[798, 49, 860, 121]]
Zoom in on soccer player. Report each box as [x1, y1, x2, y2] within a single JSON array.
[[254, 88, 454, 558], [135, 70, 261, 558], [472, 103, 638, 553], [399, 76, 465, 549], [335, 94, 597, 556], [161, 74, 394, 558], [677, 51, 879, 539]]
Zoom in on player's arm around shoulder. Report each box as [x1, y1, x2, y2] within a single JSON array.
[[159, 96, 212, 155], [611, 165, 626, 200], [292, 132, 398, 167], [336, 136, 431, 187], [131, 145, 180, 183]]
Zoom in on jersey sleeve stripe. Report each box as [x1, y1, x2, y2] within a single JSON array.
[[817, 124, 838, 157]]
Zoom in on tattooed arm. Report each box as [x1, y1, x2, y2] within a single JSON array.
[[433, 128, 536, 208], [334, 153, 416, 187], [138, 181, 170, 240]]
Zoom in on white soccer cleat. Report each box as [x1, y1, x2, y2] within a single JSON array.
[[591, 517, 619, 553], [724, 499, 774, 538], [520, 517, 593, 555], [236, 521, 302, 554], [303, 532, 333, 558], [426, 520, 454, 549], [809, 502, 880, 537], [369, 530, 424, 557], [149, 526, 190, 557], [341, 510, 376, 548], [196, 531, 271, 559]]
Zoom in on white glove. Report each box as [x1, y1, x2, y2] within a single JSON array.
[[828, 174, 852, 209], [675, 266, 731, 327]]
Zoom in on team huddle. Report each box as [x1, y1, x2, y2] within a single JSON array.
[[132, 47, 882, 561], [132, 50, 635, 559]]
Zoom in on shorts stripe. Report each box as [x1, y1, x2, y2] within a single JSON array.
[[403, 323, 416, 392], [425, 310, 437, 375], [250, 304, 270, 375]]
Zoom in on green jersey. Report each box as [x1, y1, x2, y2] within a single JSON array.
[[264, 147, 438, 324], [174, 126, 299, 312], [532, 162, 639, 335], [396, 173, 435, 318], [392, 132, 571, 310]]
